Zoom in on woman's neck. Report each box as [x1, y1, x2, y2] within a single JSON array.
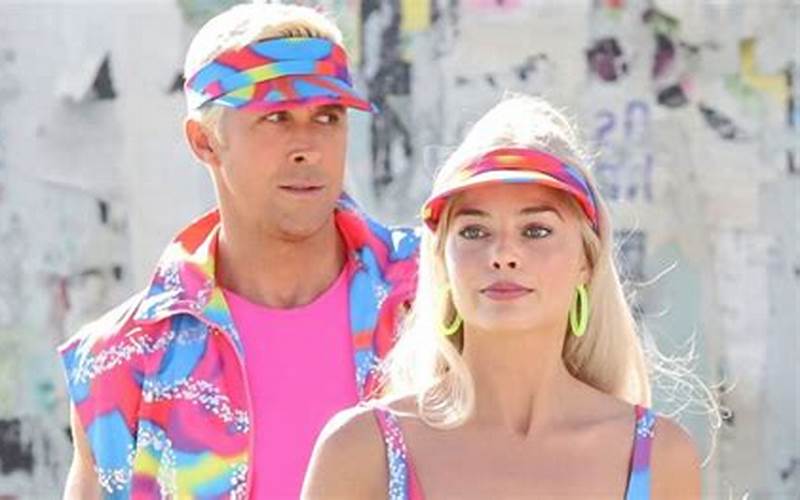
[[462, 325, 581, 437]]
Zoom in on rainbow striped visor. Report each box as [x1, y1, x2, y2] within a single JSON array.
[[185, 37, 375, 112], [421, 147, 599, 233]]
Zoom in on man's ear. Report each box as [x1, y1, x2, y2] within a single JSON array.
[[184, 118, 221, 169]]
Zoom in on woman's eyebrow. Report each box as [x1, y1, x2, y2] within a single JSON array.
[[452, 205, 564, 220], [520, 205, 564, 221], [453, 207, 489, 218]]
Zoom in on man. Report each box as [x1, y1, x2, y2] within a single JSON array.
[[59, 3, 419, 498]]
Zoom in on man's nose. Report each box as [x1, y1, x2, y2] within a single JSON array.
[[289, 148, 322, 165]]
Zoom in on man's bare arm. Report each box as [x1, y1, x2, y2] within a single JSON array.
[[63, 404, 102, 500]]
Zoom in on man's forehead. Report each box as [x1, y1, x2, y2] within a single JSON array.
[[308, 103, 347, 113], [234, 102, 347, 115]]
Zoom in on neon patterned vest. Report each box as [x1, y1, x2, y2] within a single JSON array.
[[59, 195, 419, 498]]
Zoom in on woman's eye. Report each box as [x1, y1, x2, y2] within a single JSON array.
[[523, 225, 552, 239], [458, 226, 487, 240]]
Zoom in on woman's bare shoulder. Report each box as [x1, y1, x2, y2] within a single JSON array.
[[650, 415, 702, 499], [320, 404, 385, 445], [572, 382, 640, 425], [301, 404, 388, 500], [381, 394, 420, 417]]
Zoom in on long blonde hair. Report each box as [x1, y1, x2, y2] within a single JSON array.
[[382, 94, 717, 434]]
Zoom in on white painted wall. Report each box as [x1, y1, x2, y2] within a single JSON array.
[[0, 0, 796, 497]]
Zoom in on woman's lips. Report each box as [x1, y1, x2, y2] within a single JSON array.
[[481, 281, 533, 301]]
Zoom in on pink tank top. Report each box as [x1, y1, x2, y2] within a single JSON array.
[[373, 404, 656, 500], [223, 269, 357, 499]]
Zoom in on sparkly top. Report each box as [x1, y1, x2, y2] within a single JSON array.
[[372, 404, 657, 500]]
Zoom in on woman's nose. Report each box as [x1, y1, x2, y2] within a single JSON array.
[[492, 260, 518, 270], [491, 237, 520, 270]]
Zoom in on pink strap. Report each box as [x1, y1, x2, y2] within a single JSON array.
[[373, 408, 425, 500], [625, 404, 656, 500]]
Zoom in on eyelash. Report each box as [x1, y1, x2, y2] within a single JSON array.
[[260, 111, 341, 124], [315, 112, 340, 124], [523, 225, 552, 239], [261, 112, 286, 123], [457, 224, 553, 240], [458, 226, 487, 240]]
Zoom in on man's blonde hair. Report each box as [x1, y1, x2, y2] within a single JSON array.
[[183, 2, 344, 139]]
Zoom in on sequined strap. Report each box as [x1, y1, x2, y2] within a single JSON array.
[[625, 405, 657, 500], [373, 408, 414, 500]]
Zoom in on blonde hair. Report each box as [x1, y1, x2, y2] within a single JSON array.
[[383, 94, 720, 436], [183, 2, 344, 140]]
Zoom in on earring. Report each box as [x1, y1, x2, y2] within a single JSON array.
[[569, 284, 590, 337], [440, 287, 462, 336], [440, 313, 463, 337]]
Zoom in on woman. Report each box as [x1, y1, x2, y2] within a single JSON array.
[[302, 95, 706, 499]]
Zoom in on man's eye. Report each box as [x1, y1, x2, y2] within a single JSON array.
[[458, 226, 487, 240], [523, 225, 552, 239], [262, 112, 286, 123], [315, 112, 340, 124]]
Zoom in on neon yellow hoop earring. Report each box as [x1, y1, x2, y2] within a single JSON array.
[[569, 284, 590, 337], [440, 287, 463, 336], [440, 313, 463, 337]]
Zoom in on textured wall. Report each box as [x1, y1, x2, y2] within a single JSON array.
[[0, 0, 796, 497]]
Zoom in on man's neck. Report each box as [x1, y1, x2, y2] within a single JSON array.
[[215, 213, 346, 309]]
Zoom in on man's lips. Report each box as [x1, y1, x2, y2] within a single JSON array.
[[279, 184, 324, 193], [481, 281, 533, 300]]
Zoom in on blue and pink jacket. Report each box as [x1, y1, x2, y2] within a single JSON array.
[[59, 195, 419, 498]]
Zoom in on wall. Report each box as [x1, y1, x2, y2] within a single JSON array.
[[0, 0, 796, 497]]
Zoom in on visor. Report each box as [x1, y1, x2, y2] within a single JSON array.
[[421, 147, 599, 233], [185, 37, 375, 113]]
